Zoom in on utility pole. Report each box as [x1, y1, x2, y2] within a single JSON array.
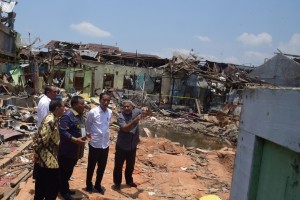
[[28, 32, 40, 94], [142, 73, 146, 103]]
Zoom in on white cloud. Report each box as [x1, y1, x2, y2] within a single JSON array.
[[237, 32, 272, 46], [195, 35, 211, 42], [278, 33, 300, 54], [154, 48, 267, 66], [223, 56, 240, 65], [244, 51, 272, 65], [70, 22, 111, 38]]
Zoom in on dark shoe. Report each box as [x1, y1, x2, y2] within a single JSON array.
[[94, 185, 105, 195], [126, 182, 137, 187], [85, 186, 93, 193], [68, 190, 76, 195], [61, 192, 73, 200], [113, 184, 121, 191]]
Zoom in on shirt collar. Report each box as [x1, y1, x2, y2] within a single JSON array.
[[50, 112, 60, 122], [42, 94, 51, 101], [99, 105, 107, 113]]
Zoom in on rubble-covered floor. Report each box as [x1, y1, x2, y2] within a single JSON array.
[[13, 126, 234, 200], [0, 91, 238, 200]]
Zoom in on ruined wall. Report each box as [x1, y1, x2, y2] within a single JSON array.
[[250, 54, 300, 87], [0, 23, 16, 57], [231, 87, 300, 200], [92, 63, 163, 92], [161, 75, 171, 96]]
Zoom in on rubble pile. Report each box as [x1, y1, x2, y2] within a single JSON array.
[[0, 88, 237, 199], [111, 89, 240, 147]]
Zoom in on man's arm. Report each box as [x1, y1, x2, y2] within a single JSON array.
[[59, 114, 86, 145], [39, 103, 49, 119], [37, 100, 49, 127], [85, 110, 93, 134], [119, 114, 142, 133], [33, 116, 53, 153], [59, 114, 73, 140]]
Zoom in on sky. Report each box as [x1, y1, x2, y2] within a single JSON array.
[[13, 0, 300, 67]]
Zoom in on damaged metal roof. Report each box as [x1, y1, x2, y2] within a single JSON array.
[[0, 128, 23, 141]]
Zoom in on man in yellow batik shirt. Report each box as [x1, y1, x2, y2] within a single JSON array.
[[33, 98, 65, 200]]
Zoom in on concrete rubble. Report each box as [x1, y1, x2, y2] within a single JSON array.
[[0, 88, 237, 200], [0, 2, 299, 199]]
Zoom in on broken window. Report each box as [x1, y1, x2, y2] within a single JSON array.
[[103, 73, 114, 89], [74, 72, 84, 91], [153, 77, 162, 94], [123, 75, 136, 90], [53, 70, 65, 88]]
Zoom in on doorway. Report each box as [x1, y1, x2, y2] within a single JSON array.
[[103, 73, 114, 89]]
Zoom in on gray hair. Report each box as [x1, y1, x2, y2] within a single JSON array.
[[122, 100, 135, 108]]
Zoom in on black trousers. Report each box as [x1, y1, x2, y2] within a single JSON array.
[[86, 144, 109, 188], [58, 156, 78, 195], [113, 145, 137, 185], [34, 165, 59, 200], [32, 163, 38, 180]]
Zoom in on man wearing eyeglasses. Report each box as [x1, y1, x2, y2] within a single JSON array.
[[37, 85, 59, 128]]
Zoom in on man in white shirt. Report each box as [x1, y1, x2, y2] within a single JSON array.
[[85, 93, 112, 195], [37, 85, 58, 128]]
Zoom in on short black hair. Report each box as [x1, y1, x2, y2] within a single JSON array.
[[49, 98, 63, 112], [44, 85, 56, 95], [71, 96, 84, 107], [99, 92, 110, 100]]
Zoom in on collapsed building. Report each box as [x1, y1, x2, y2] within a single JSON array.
[[2, 38, 261, 115], [249, 53, 300, 87], [0, 0, 16, 60], [0, 1, 299, 199], [0, 1, 264, 114]]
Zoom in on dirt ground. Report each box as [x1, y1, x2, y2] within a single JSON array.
[[13, 127, 234, 200]]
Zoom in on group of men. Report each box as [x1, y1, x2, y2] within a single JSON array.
[[33, 85, 143, 200]]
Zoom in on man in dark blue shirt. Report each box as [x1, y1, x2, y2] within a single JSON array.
[[58, 96, 87, 200], [113, 100, 142, 190]]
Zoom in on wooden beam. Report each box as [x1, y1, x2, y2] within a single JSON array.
[[10, 169, 30, 187], [0, 140, 32, 169], [195, 99, 201, 115], [143, 128, 152, 138]]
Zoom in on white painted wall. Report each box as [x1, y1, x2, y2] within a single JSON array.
[[230, 87, 300, 200]]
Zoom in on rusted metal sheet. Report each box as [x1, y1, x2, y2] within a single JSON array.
[[0, 23, 15, 58], [0, 129, 23, 141]]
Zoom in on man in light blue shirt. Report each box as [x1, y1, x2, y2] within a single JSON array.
[[85, 93, 112, 195]]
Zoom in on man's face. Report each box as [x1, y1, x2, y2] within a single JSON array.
[[74, 99, 85, 114], [47, 86, 58, 100], [56, 102, 65, 117], [100, 94, 110, 110], [123, 103, 133, 114]]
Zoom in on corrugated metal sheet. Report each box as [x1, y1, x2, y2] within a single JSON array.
[[0, 128, 23, 140], [0, 1, 16, 13]]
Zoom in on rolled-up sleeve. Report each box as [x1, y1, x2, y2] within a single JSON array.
[[117, 115, 127, 128]]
